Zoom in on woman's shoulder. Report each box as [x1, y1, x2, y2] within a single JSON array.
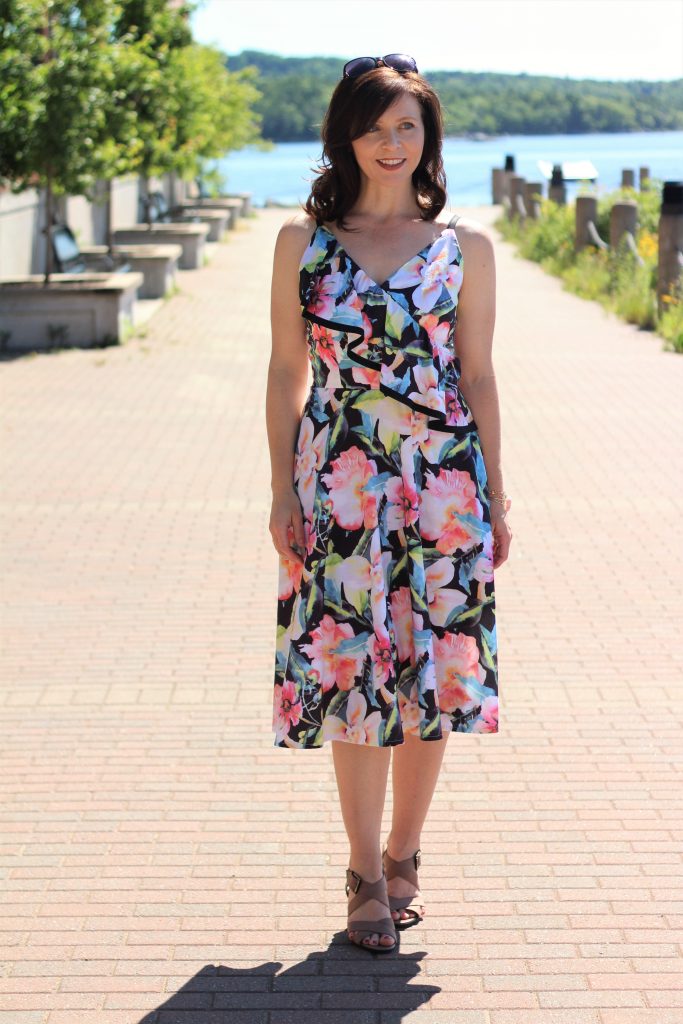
[[274, 213, 321, 271], [277, 212, 319, 245], [446, 213, 494, 241]]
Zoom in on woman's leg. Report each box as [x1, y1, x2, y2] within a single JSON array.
[[385, 731, 450, 921], [331, 739, 393, 947]]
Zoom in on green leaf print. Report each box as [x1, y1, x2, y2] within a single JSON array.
[[335, 631, 372, 656], [381, 700, 400, 743], [390, 553, 408, 584], [480, 630, 496, 671], [305, 580, 323, 621], [420, 714, 442, 740], [385, 303, 410, 340], [285, 646, 309, 689]]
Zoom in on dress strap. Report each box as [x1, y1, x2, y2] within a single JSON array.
[[447, 213, 461, 229]]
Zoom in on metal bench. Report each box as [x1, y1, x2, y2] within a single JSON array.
[[50, 223, 131, 275]]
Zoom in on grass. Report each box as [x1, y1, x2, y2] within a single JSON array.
[[494, 179, 683, 353]]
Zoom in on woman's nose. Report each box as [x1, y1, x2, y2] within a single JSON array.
[[380, 128, 400, 146]]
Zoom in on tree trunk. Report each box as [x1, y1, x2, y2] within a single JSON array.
[[44, 173, 53, 285], [106, 179, 113, 253]]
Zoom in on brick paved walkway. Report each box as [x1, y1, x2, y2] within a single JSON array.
[[1, 206, 682, 1023]]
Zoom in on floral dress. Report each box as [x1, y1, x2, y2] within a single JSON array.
[[272, 214, 498, 748]]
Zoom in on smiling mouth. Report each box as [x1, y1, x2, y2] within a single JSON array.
[[377, 159, 406, 168]]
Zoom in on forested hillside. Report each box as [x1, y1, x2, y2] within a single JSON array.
[[225, 50, 683, 142]]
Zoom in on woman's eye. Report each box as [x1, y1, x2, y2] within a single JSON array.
[[367, 122, 414, 132]]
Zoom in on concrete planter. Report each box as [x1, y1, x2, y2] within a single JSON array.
[[222, 193, 252, 217], [81, 243, 182, 299], [175, 209, 229, 242], [0, 272, 143, 351], [176, 198, 242, 229], [113, 223, 209, 270]]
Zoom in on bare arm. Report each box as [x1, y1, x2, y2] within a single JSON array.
[[266, 219, 311, 564], [454, 222, 512, 568]]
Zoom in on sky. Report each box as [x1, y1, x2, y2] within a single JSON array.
[[191, 0, 683, 82]]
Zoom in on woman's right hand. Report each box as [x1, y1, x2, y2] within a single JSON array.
[[269, 487, 306, 565]]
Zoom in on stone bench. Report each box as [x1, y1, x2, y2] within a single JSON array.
[[177, 208, 230, 241], [0, 272, 143, 350], [222, 193, 252, 217], [113, 223, 209, 270], [80, 243, 182, 299], [175, 198, 243, 230]]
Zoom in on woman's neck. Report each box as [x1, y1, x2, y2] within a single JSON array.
[[352, 180, 421, 224]]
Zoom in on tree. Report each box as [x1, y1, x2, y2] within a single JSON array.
[[0, 0, 266, 280], [0, 0, 137, 281]]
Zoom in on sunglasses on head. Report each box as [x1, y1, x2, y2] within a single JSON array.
[[342, 53, 418, 79]]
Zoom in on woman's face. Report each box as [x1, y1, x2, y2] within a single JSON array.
[[350, 92, 425, 187]]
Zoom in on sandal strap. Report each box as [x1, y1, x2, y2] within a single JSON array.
[[348, 914, 396, 940], [382, 848, 425, 917], [345, 867, 390, 913], [383, 847, 421, 883], [345, 867, 397, 941]]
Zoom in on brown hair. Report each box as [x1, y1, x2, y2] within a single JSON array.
[[301, 67, 448, 232]]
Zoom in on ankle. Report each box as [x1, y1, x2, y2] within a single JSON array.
[[348, 850, 383, 882], [385, 832, 421, 860]]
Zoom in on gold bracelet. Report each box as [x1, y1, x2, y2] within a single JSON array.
[[488, 489, 511, 518]]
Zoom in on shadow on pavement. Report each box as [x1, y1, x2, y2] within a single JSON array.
[[137, 937, 440, 1021]]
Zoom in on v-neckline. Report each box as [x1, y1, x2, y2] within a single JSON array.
[[319, 223, 450, 291]]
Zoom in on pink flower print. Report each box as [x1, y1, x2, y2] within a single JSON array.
[[370, 633, 393, 687], [433, 631, 486, 714], [332, 544, 391, 645], [363, 393, 421, 451], [420, 311, 455, 365], [321, 446, 378, 531], [445, 389, 469, 426], [409, 363, 444, 416], [425, 557, 467, 628], [420, 468, 483, 556], [351, 364, 381, 387], [322, 690, 382, 744], [392, 235, 462, 313], [389, 586, 415, 664], [273, 678, 303, 742], [472, 695, 498, 733], [294, 416, 330, 521], [300, 614, 364, 693], [310, 322, 338, 373], [385, 476, 419, 531], [308, 268, 345, 317], [471, 530, 494, 583], [398, 681, 423, 733], [278, 553, 304, 601]]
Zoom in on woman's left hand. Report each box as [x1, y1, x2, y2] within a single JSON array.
[[491, 510, 513, 569]]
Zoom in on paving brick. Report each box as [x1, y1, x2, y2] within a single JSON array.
[[1, 205, 682, 1023]]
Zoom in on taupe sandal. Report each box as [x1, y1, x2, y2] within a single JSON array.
[[345, 867, 397, 952], [382, 847, 426, 929]]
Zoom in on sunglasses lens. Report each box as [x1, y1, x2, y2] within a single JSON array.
[[344, 57, 377, 78], [383, 53, 418, 73]]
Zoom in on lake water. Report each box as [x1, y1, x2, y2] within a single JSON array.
[[217, 129, 682, 208]]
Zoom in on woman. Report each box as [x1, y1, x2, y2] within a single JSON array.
[[267, 54, 512, 953]]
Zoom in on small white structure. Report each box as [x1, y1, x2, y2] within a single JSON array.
[[537, 160, 599, 182]]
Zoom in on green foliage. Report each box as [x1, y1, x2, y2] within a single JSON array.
[[495, 179, 683, 352], [226, 52, 683, 142], [657, 278, 683, 352], [0, 0, 265, 192], [0, 0, 126, 195]]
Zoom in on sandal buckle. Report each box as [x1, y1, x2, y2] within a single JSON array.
[[346, 868, 362, 893]]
